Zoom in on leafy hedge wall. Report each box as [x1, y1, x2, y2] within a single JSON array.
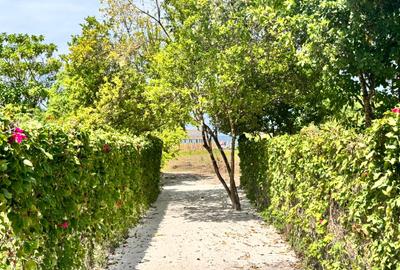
[[0, 115, 162, 269], [239, 114, 400, 269]]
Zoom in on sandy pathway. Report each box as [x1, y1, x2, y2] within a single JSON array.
[[106, 172, 299, 270]]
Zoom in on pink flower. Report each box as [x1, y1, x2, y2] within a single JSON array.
[[8, 127, 28, 144], [58, 221, 69, 229], [392, 107, 400, 114]]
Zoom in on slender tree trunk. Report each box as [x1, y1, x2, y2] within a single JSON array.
[[398, 87, 400, 103], [397, 75, 400, 102], [201, 124, 231, 197], [203, 125, 232, 174], [359, 73, 375, 127], [200, 121, 241, 210], [229, 135, 241, 210]]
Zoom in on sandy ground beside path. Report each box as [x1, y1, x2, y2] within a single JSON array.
[[106, 172, 299, 270]]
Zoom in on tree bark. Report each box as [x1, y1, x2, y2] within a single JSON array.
[[201, 124, 231, 197], [203, 125, 232, 174], [200, 121, 241, 210], [397, 75, 400, 102], [398, 87, 400, 103], [229, 134, 241, 210], [359, 73, 375, 127]]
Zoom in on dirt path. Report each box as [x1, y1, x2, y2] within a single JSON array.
[[106, 171, 299, 270]]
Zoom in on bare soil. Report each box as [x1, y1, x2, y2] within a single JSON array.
[[166, 149, 240, 180]]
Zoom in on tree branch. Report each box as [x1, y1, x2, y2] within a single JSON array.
[[156, 0, 161, 22], [127, 0, 172, 42]]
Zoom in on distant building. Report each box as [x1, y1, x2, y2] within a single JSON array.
[[180, 130, 203, 150], [181, 130, 203, 144], [180, 130, 230, 150]]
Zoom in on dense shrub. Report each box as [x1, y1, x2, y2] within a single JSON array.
[[0, 115, 162, 269], [239, 113, 400, 269]]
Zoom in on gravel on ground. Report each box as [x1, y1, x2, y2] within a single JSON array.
[[106, 171, 299, 270]]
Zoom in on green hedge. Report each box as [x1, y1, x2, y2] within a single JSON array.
[[0, 115, 162, 269], [239, 114, 400, 269]]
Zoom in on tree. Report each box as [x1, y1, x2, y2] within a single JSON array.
[[154, 0, 314, 209], [51, 0, 400, 210], [337, 0, 400, 126], [50, 18, 115, 112], [282, 0, 400, 127], [0, 33, 61, 109], [49, 16, 185, 134], [78, 1, 326, 211]]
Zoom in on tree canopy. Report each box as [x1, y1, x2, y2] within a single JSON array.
[[1, 0, 399, 209], [0, 33, 60, 109]]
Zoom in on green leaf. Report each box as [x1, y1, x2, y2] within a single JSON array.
[[2, 189, 12, 199], [0, 160, 8, 172], [385, 132, 396, 138], [24, 260, 37, 270], [39, 148, 53, 160], [74, 156, 81, 165], [388, 118, 397, 126], [366, 150, 375, 160], [23, 159, 33, 167], [386, 144, 397, 150], [371, 175, 388, 189]]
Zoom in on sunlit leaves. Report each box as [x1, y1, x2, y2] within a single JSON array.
[[0, 114, 162, 268], [0, 33, 61, 109], [239, 113, 400, 269]]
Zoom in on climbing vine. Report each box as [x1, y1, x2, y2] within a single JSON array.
[[0, 115, 162, 269], [239, 112, 400, 269]]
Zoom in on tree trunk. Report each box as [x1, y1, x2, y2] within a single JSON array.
[[359, 73, 375, 127], [201, 124, 231, 197], [200, 121, 241, 210], [397, 75, 400, 102], [397, 85, 400, 103], [229, 135, 241, 210]]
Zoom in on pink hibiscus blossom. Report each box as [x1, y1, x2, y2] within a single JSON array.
[[392, 107, 400, 114], [8, 127, 28, 144], [58, 221, 69, 229]]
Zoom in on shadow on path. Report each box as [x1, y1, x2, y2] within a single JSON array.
[[106, 171, 297, 270], [106, 180, 171, 269]]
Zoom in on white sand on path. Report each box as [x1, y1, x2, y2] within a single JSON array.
[[106, 172, 300, 270]]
